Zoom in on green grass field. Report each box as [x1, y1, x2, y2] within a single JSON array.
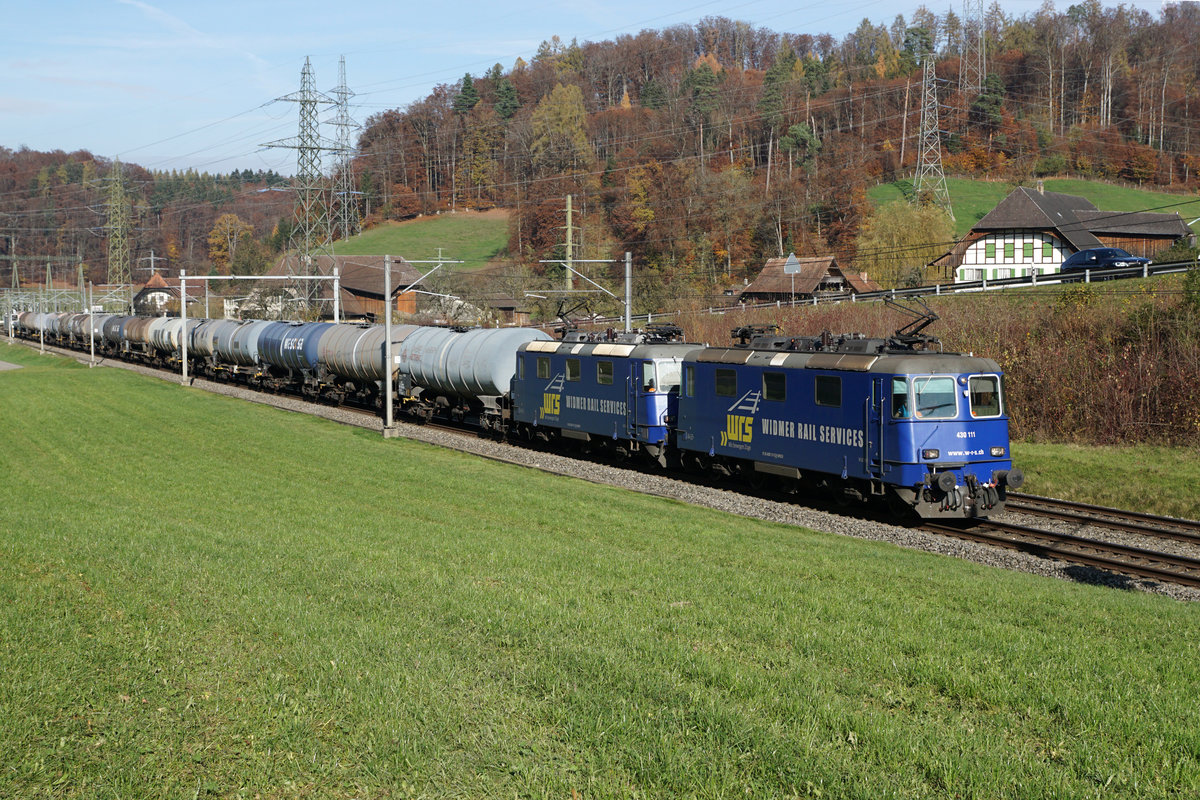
[[3, 344, 1200, 798], [333, 210, 509, 269], [868, 177, 1200, 238]]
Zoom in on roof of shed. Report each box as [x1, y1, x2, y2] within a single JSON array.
[[742, 255, 881, 296]]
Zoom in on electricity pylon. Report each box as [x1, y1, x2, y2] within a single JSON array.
[[960, 0, 985, 97], [329, 55, 361, 242], [106, 157, 132, 288], [263, 56, 338, 310], [914, 54, 954, 220]]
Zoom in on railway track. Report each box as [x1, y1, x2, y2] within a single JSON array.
[[1007, 492, 1200, 544], [925, 517, 1200, 589]]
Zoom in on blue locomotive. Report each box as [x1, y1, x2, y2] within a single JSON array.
[[510, 324, 696, 466], [670, 324, 1022, 518]]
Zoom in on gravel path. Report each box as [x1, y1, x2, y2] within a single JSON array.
[[24, 338, 1200, 601]]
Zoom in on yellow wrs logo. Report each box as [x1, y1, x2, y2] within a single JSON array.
[[540, 393, 560, 419], [721, 414, 753, 446]]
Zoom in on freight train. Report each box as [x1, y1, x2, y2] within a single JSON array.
[[12, 305, 1023, 519]]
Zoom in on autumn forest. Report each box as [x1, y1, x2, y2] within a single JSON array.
[[5, 1, 1200, 300]]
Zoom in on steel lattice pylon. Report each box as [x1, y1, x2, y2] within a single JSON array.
[[106, 157, 132, 289], [330, 55, 361, 242], [960, 0, 985, 97], [263, 57, 337, 311], [914, 55, 954, 219]]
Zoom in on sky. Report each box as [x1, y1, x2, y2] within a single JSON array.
[[1, 0, 1173, 175]]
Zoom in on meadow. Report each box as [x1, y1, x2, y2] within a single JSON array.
[[2, 343, 1199, 799], [868, 177, 1200, 237], [332, 210, 509, 269]]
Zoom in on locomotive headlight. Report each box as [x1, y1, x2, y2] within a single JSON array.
[[921, 448, 940, 459], [990, 446, 1006, 457]]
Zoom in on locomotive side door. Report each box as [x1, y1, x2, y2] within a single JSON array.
[[864, 375, 885, 478], [624, 361, 639, 439]]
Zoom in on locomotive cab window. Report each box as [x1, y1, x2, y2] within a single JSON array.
[[815, 375, 841, 407], [536, 356, 550, 379], [683, 365, 695, 397], [566, 358, 581, 382], [641, 362, 657, 391], [891, 377, 910, 418], [969, 375, 1001, 417], [763, 371, 786, 402], [913, 376, 957, 419], [715, 368, 736, 397], [597, 360, 613, 386]]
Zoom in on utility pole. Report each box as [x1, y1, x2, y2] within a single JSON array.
[[263, 57, 337, 313], [564, 195, 574, 292], [383, 254, 395, 436], [624, 251, 632, 333], [914, 54, 954, 220]]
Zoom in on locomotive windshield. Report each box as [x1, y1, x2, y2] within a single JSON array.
[[657, 360, 682, 393], [913, 376, 957, 419], [644, 360, 682, 393]]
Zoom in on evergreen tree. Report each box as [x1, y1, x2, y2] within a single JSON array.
[[454, 73, 479, 115], [494, 76, 519, 120], [639, 78, 666, 110], [969, 73, 1006, 130]]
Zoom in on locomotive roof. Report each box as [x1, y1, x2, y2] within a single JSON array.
[[521, 339, 701, 359], [687, 334, 1001, 375], [690, 347, 999, 375]]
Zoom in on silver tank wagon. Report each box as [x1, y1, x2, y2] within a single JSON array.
[[395, 326, 552, 399]]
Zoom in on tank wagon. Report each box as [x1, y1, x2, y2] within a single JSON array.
[[10, 299, 1018, 519]]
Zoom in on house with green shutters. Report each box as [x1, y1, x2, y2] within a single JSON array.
[[932, 185, 1192, 282]]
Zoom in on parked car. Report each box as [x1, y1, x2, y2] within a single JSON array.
[[1060, 247, 1151, 273]]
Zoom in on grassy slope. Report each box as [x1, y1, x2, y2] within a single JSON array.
[[868, 177, 1200, 238], [332, 210, 509, 269], [2, 344, 1199, 798]]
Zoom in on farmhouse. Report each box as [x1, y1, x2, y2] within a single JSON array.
[[934, 185, 1192, 282], [740, 254, 881, 303], [132, 272, 203, 315]]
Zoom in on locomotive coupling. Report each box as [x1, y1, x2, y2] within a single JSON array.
[[935, 471, 958, 493], [992, 468, 1025, 489]]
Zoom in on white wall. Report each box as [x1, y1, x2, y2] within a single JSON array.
[[955, 230, 1067, 282]]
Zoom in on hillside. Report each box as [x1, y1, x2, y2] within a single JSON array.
[[333, 209, 510, 269], [8, 5, 1200, 296]]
